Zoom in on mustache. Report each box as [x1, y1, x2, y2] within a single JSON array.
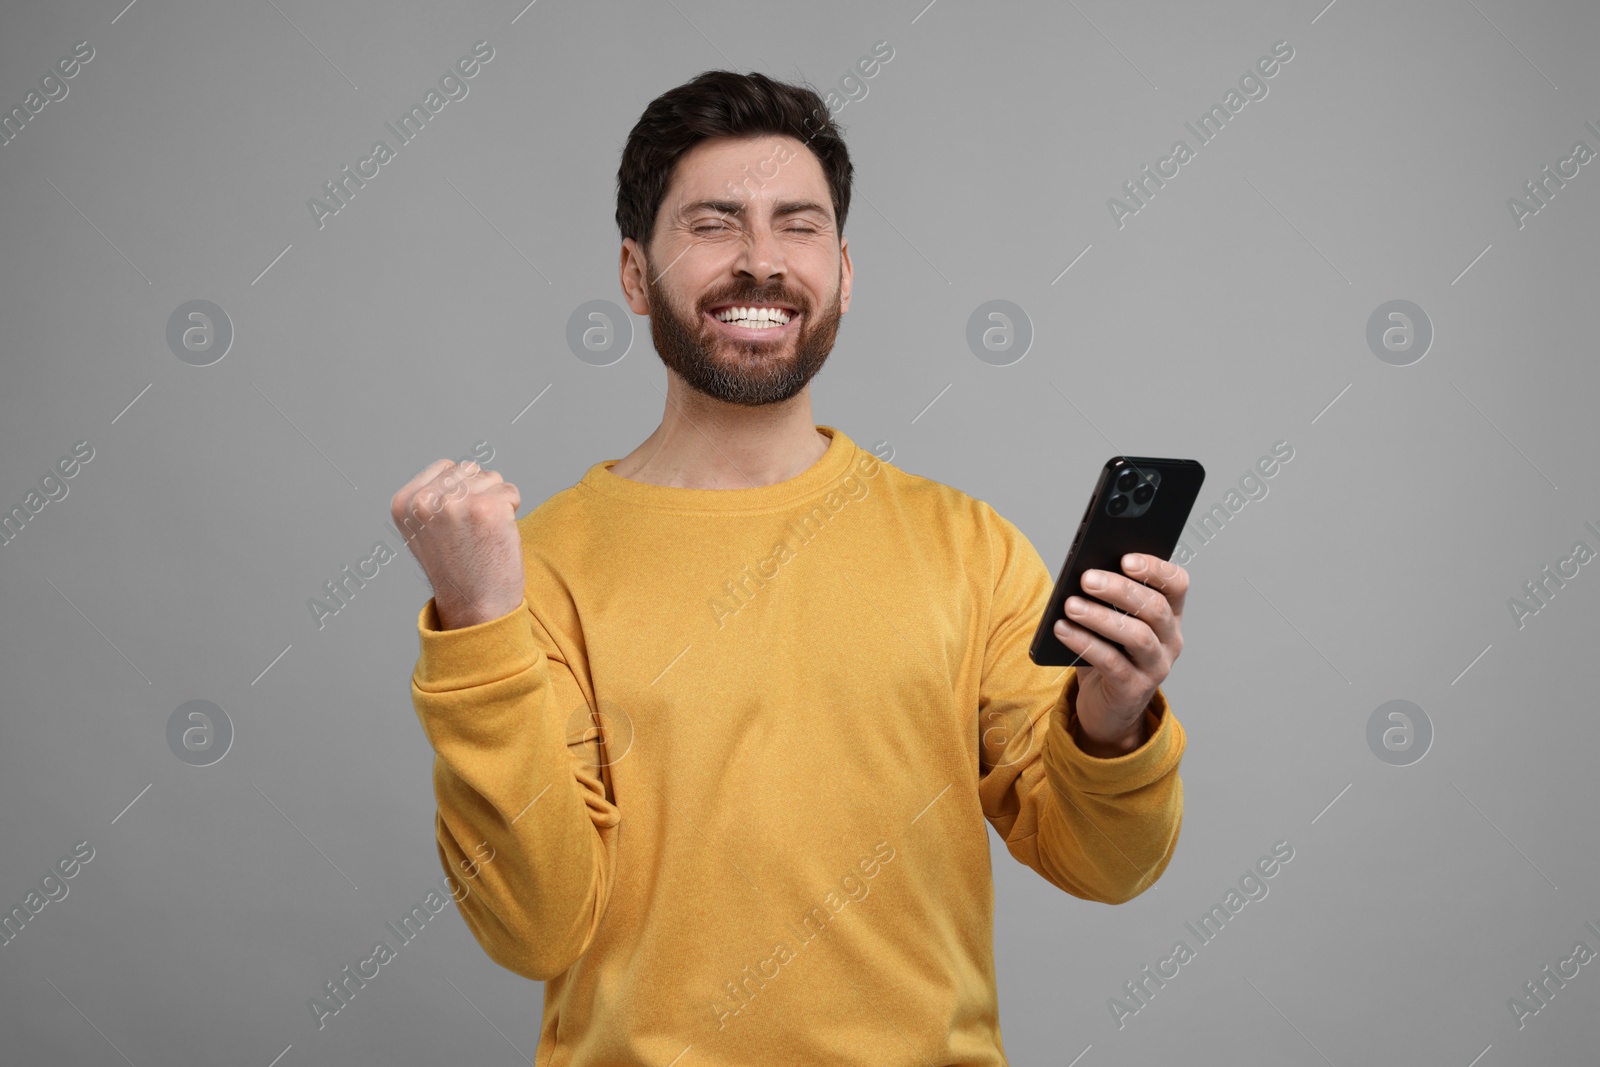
[[702, 292, 806, 313]]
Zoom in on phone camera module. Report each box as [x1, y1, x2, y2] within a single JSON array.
[[1110, 463, 1160, 518]]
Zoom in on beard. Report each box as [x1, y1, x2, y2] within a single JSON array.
[[642, 256, 842, 407]]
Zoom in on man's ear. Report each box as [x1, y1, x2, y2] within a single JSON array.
[[620, 237, 651, 315], [838, 236, 852, 314]]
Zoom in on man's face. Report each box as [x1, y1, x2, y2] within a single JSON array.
[[622, 135, 852, 407]]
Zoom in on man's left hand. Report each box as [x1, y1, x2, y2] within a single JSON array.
[[1053, 553, 1189, 756]]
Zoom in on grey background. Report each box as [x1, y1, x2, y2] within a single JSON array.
[[1, 0, 1596, 1063]]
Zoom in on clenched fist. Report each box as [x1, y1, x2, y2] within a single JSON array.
[[390, 459, 525, 630]]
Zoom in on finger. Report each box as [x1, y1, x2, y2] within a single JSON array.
[[479, 480, 521, 514], [430, 461, 503, 506], [1126, 554, 1188, 619], [409, 464, 480, 522], [1081, 566, 1174, 644], [391, 458, 458, 524], [1061, 596, 1163, 674], [1053, 616, 1137, 683], [432, 462, 479, 502]]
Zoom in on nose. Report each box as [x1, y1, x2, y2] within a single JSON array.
[[734, 221, 786, 287]]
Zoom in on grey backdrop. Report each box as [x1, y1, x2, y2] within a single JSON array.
[[2, 0, 1596, 1064]]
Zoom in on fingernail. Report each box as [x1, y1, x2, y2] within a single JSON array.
[[1123, 554, 1143, 571], [1081, 571, 1104, 590]]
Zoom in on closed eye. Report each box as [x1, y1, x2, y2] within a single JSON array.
[[693, 224, 820, 235]]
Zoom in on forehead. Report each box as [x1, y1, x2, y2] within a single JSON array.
[[664, 134, 831, 211]]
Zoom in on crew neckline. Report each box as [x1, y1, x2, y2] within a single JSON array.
[[580, 425, 860, 513]]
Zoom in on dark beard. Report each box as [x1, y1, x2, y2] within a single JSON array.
[[642, 258, 842, 407]]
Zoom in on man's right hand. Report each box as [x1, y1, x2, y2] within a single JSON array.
[[390, 459, 525, 630]]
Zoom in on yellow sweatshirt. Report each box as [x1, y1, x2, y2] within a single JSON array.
[[410, 424, 1185, 1066]]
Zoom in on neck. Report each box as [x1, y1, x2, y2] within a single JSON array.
[[610, 376, 829, 489]]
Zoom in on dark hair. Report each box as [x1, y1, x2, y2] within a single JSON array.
[[615, 70, 854, 255]]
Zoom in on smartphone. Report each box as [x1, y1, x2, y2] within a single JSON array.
[[1028, 456, 1206, 668]]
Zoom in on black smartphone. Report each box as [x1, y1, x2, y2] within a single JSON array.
[[1028, 456, 1206, 668]]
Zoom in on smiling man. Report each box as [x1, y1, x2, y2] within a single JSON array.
[[396, 70, 1188, 1065]]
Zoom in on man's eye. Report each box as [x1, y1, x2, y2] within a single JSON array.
[[692, 224, 820, 235]]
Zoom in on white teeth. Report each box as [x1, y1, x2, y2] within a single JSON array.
[[714, 306, 791, 327]]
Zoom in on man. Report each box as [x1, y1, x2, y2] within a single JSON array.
[[394, 70, 1188, 1065]]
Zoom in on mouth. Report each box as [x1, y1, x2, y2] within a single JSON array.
[[705, 303, 802, 341]]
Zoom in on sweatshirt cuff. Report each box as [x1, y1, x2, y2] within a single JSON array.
[[1051, 669, 1184, 794], [413, 597, 540, 692]]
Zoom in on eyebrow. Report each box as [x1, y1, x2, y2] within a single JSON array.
[[678, 198, 832, 222]]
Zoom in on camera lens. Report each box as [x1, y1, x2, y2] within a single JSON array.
[[1133, 482, 1154, 505], [1116, 470, 1138, 491], [1107, 494, 1128, 516]]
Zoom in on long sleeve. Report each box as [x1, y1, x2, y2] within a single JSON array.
[[975, 504, 1185, 905], [410, 595, 620, 980]]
